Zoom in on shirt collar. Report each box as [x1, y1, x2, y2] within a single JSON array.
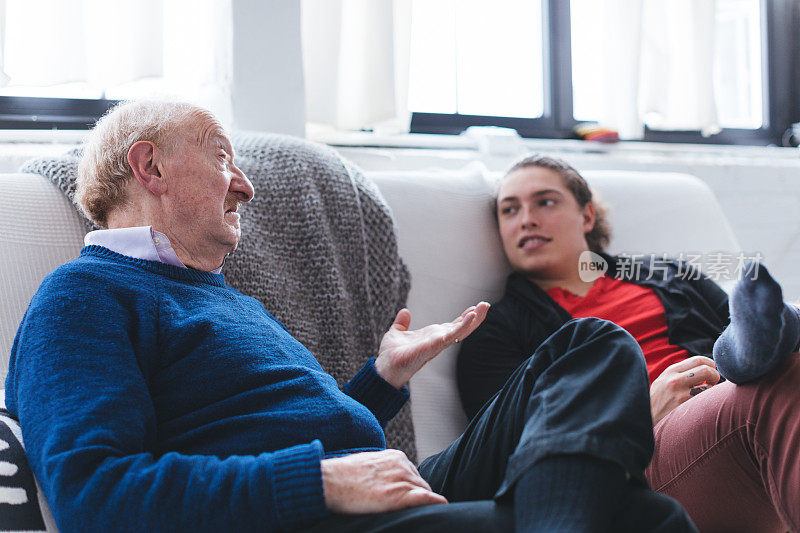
[[84, 226, 223, 274]]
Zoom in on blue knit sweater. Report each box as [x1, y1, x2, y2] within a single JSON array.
[[5, 246, 409, 532]]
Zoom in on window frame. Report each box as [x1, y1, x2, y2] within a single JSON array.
[[410, 0, 800, 146], [0, 96, 118, 130]]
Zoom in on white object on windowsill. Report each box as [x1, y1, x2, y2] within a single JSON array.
[[461, 126, 522, 156]]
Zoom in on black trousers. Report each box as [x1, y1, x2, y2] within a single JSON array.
[[305, 318, 697, 532]]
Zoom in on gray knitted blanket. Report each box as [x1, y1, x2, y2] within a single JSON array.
[[20, 132, 416, 460]]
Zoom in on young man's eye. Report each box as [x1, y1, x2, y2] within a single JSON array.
[[540, 198, 556, 207], [500, 206, 518, 215]]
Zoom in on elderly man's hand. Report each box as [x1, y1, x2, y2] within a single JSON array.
[[321, 450, 447, 513], [375, 302, 490, 389], [650, 356, 721, 425]]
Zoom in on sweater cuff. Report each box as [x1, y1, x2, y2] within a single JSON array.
[[343, 358, 409, 425], [271, 439, 328, 530]]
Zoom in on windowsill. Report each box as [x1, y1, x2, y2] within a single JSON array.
[[0, 129, 87, 144], [2, 126, 799, 163], [0, 132, 83, 174], [309, 129, 800, 161]]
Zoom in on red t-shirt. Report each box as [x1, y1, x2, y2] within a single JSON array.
[[547, 276, 690, 384]]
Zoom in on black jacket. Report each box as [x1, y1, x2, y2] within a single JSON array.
[[456, 253, 731, 420]]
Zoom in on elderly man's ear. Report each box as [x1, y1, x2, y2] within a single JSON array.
[[128, 141, 167, 196]]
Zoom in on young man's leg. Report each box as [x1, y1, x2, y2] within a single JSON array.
[[647, 353, 800, 532], [419, 317, 696, 532]]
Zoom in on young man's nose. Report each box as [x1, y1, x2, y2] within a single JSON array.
[[520, 207, 539, 229]]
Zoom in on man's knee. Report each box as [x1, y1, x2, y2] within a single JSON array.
[[529, 317, 646, 376], [551, 317, 639, 351]]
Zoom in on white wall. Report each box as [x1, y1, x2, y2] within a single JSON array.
[[231, 0, 305, 136]]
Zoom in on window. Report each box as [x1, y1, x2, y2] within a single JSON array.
[[0, 0, 230, 130], [705, 0, 763, 129], [408, 0, 545, 119], [409, 0, 799, 145], [571, 0, 763, 132], [409, 0, 570, 138], [0, 96, 117, 129]]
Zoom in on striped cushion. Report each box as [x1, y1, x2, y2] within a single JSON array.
[[0, 409, 57, 532]]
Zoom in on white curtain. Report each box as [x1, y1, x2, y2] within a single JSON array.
[[0, 0, 232, 124], [597, 0, 720, 139], [302, 0, 721, 138], [302, 0, 411, 133], [0, 0, 8, 86], [595, 0, 644, 140]]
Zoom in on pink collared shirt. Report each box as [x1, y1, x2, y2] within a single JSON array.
[[84, 226, 223, 274]]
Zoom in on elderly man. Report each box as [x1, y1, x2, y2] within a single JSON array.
[[5, 101, 694, 532]]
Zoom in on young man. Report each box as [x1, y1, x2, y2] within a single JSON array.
[[5, 103, 693, 532], [458, 154, 800, 533]]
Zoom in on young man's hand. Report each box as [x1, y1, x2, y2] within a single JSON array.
[[321, 450, 447, 513], [650, 356, 720, 425], [374, 302, 490, 389]]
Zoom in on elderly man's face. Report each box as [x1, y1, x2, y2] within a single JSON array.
[[160, 113, 254, 260]]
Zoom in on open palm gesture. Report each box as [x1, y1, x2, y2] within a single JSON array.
[[375, 302, 490, 388]]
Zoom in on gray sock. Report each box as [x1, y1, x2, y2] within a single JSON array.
[[713, 262, 800, 384]]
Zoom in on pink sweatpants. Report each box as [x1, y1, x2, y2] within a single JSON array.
[[646, 353, 800, 533]]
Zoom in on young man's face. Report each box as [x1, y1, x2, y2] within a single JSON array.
[[159, 113, 254, 261], [496, 166, 595, 283]]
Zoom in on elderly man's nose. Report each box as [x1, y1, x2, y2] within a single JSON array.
[[231, 165, 255, 202]]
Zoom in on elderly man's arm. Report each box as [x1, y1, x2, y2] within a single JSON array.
[[5, 267, 327, 533]]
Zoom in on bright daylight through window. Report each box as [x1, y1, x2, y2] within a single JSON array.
[[572, 0, 763, 130], [0, 0, 229, 129], [408, 0, 544, 120], [408, 0, 767, 139]]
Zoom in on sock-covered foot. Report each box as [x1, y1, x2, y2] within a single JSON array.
[[713, 262, 800, 384], [514, 455, 629, 532]]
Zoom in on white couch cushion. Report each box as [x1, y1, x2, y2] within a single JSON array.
[[370, 163, 510, 459], [588, 170, 739, 258], [0, 174, 86, 382]]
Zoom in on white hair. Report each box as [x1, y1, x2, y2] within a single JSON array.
[[75, 99, 212, 227]]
